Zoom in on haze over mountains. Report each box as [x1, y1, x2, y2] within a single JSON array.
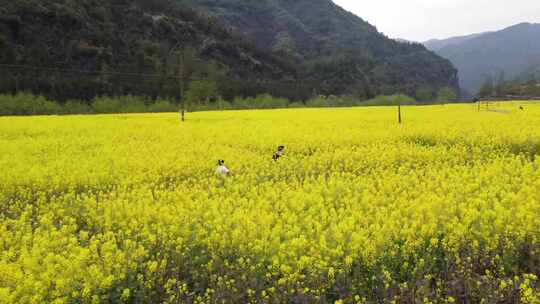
[[424, 23, 540, 96]]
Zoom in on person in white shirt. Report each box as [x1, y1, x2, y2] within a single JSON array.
[[272, 145, 285, 161], [216, 160, 231, 176]]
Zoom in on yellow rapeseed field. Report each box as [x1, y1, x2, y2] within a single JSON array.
[[1, 103, 540, 303]]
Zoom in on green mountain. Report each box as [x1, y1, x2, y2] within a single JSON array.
[[0, 0, 459, 101], [180, 0, 459, 98], [424, 23, 540, 96], [0, 0, 295, 100]]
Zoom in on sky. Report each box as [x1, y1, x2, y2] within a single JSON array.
[[332, 0, 540, 42]]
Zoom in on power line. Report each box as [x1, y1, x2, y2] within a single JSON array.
[[0, 63, 176, 79], [0, 63, 319, 87]]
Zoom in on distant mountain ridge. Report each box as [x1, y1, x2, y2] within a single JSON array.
[[179, 0, 459, 97], [424, 32, 488, 52], [424, 22, 540, 95]]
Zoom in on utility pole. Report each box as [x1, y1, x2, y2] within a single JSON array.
[[398, 101, 402, 124], [178, 49, 185, 123]]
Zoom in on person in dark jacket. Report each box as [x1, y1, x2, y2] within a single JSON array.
[[272, 146, 285, 161]]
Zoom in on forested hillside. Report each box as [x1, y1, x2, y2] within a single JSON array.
[[0, 0, 459, 102], [424, 23, 540, 96], [180, 0, 459, 98], [0, 0, 296, 100], [480, 64, 540, 98]]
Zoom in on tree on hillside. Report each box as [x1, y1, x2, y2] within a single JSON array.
[[179, 48, 224, 110], [416, 86, 434, 101], [478, 74, 494, 97], [437, 87, 457, 102], [495, 70, 506, 97], [525, 72, 537, 86], [185, 80, 218, 110], [272, 31, 297, 58], [134, 0, 177, 13]]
